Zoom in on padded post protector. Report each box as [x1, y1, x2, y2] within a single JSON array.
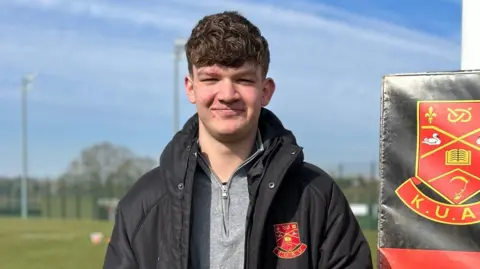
[[378, 70, 480, 268]]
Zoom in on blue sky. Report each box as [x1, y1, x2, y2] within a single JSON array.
[[0, 0, 461, 178]]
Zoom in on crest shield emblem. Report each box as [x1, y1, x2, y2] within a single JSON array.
[[272, 222, 307, 259], [378, 70, 480, 268], [395, 101, 480, 224]]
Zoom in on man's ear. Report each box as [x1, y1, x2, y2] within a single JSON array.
[[185, 75, 196, 104], [261, 77, 276, 106]]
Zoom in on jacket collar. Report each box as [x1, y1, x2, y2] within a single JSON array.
[[158, 108, 303, 184]]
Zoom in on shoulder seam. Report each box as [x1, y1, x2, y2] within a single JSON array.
[[300, 162, 332, 207], [305, 180, 329, 207], [131, 191, 168, 242]]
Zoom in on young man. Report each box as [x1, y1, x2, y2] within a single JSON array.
[[103, 11, 373, 269]]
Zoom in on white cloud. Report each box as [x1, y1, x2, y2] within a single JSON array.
[[0, 0, 460, 176], [5, 0, 458, 55], [5, 0, 194, 30], [0, 0, 459, 111]]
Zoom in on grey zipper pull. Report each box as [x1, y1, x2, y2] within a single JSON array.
[[221, 184, 228, 199]]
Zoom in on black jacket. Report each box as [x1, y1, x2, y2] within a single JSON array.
[[103, 108, 373, 269]]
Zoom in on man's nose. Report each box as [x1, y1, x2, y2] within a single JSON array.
[[217, 80, 239, 102]]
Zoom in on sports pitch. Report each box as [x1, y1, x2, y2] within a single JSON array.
[[0, 218, 378, 268]]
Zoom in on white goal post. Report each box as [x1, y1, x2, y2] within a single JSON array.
[[97, 198, 120, 222], [461, 0, 480, 70]]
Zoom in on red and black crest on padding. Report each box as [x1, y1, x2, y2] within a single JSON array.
[[378, 70, 480, 268]]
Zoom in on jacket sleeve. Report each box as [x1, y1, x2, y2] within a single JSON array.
[[103, 204, 138, 269], [319, 181, 374, 269]]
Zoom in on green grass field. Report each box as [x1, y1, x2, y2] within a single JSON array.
[[0, 218, 378, 268]]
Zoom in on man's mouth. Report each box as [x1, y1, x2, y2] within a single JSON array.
[[211, 108, 246, 116], [212, 107, 245, 112]]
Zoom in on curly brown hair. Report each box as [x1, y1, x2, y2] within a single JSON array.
[[185, 11, 270, 77]]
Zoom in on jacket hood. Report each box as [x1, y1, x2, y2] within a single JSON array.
[[158, 108, 303, 182]]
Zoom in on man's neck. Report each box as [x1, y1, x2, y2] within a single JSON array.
[[198, 128, 258, 183]]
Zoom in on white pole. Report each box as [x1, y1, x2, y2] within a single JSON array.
[[173, 39, 187, 134], [461, 0, 480, 69], [20, 73, 36, 219]]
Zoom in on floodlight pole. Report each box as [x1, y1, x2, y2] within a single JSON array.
[[173, 38, 187, 134], [20, 73, 36, 219]]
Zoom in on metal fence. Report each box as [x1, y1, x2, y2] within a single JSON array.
[[0, 178, 133, 220], [0, 161, 379, 230]]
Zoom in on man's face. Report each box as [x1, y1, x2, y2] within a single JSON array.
[[184, 62, 275, 141]]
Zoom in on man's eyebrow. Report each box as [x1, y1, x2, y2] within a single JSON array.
[[196, 69, 257, 77], [197, 70, 220, 77], [234, 70, 257, 76]]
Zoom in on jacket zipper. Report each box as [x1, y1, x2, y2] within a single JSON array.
[[244, 145, 302, 268], [180, 143, 196, 269], [243, 140, 281, 268], [221, 184, 228, 199], [198, 145, 263, 200]]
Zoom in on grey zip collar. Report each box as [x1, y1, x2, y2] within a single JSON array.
[[196, 129, 264, 186]]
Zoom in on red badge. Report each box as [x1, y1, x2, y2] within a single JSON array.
[[396, 101, 480, 225], [273, 222, 307, 259]]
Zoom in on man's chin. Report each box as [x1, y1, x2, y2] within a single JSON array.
[[210, 124, 250, 140], [214, 127, 244, 136]]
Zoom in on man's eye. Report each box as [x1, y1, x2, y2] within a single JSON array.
[[238, 79, 254, 83], [201, 78, 218, 82]]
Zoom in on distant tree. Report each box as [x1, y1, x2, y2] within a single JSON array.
[[58, 142, 156, 194]]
